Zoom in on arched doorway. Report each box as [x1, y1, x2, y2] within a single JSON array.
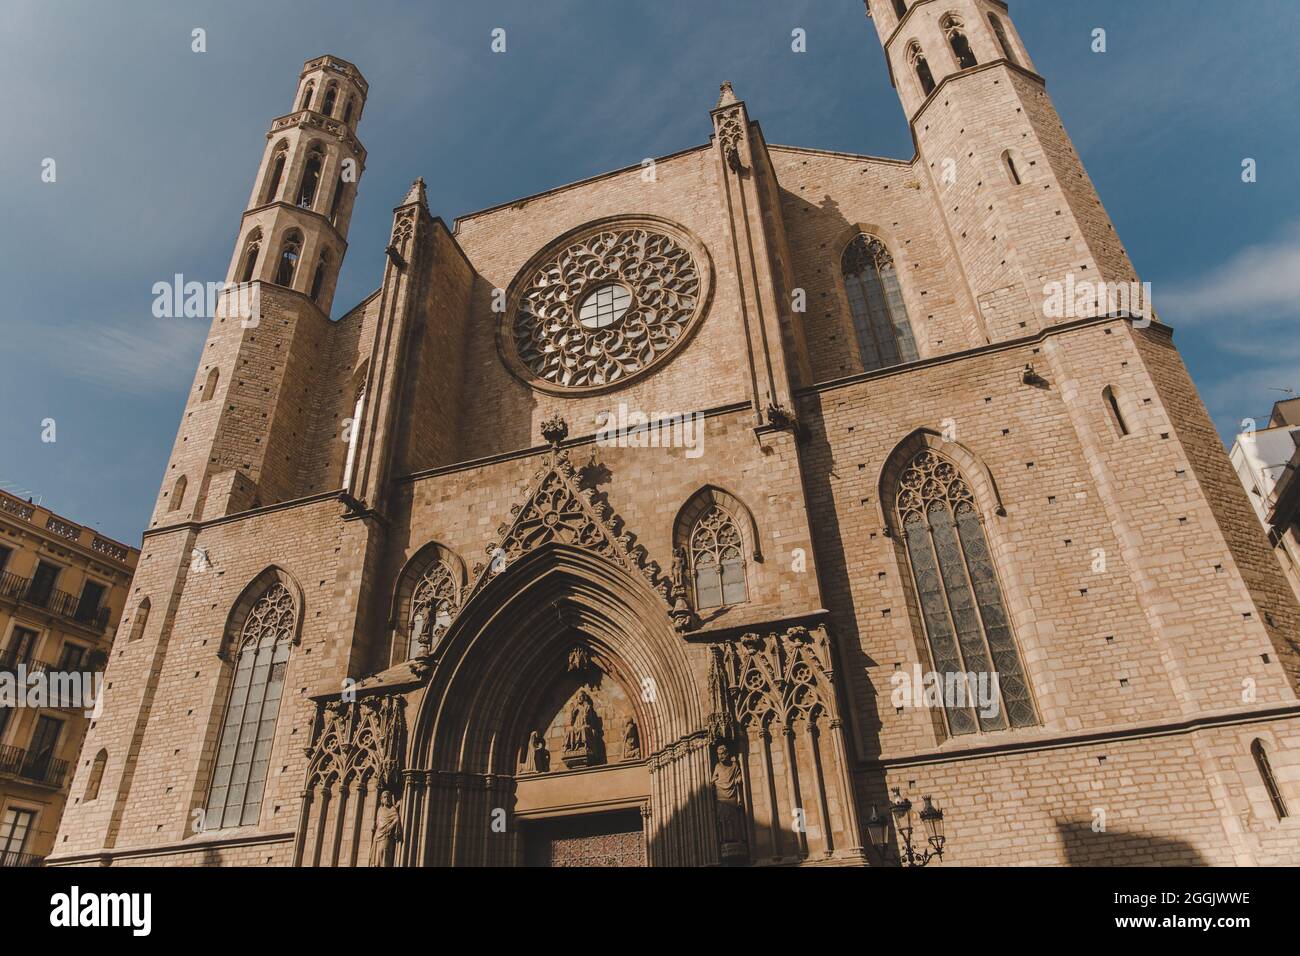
[[404, 544, 720, 867]]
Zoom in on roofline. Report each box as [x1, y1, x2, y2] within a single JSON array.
[[767, 143, 915, 166], [450, 142, 714, 233], [0, 487, 140, 559]]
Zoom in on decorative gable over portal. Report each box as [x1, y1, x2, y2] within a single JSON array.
[[459, 416, 673, 612]]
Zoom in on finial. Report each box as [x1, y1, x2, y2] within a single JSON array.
[[716, 81, 738, 108], [401, 176, 428, 208], [540, 416, 568, 447]]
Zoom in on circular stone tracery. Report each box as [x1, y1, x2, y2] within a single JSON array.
[[505, 221, 710, 392]]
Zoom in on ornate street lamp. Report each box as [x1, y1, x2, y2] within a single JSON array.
[[865, 788, 946, 867]]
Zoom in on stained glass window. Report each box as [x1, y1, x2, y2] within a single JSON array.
[[897, 450, 1037, 734], [842, 235, 918, 373], [206, 583, 295, 828], [690, 507, 747, 610]]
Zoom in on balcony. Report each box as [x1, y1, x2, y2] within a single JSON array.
[[0, 571, 110, 630], [0, 650, 53, 676], [0, 852, 43, 868], [0, 745, 69, 788]]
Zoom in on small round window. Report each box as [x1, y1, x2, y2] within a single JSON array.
[[577, 283, 632, 329]]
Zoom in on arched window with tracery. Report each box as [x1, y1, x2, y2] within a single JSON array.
[[942, 14, 978, 69], [408, 561, 457, 658], [988, 13, 1018, 65], [690, 507, 748, 610], [205, 583, 296, 829], [1252, 738, 1288, 820], [907, 42, 936, 96], [329, 176, 348, 225], [895, 450, 1036, 735], [322, 84, 337, 117], [299, 84, 313, 111], [842, 234, 918, 372], [276, 232, 302, 287]]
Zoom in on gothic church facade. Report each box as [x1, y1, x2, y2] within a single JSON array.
[[53, 1, 1300, 866]]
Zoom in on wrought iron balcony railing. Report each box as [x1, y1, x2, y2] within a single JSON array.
[[0, 744, 69, 788], [0, 651, 53, 676], [0, 572, 110, 630]]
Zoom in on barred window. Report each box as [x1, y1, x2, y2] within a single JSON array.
[[206, 583, 295, 828], [896, 450, 1036, 734], [690, 507, 748, 610], [842, 234, 918, 373], [408, 561, 457, 658]]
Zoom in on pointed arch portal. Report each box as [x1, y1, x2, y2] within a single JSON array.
[[404, 543, 716, 867]]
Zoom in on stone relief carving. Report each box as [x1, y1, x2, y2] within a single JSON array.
[[723, 626, 834, 730], [716, 113, 745, 172], [521, 730, 549, 774], [305, 693, 407, 792], [509, 223, 706, 391], [462, 420, 672, 609], [563, 690, 603, 767], [623, 717, 641, 760]]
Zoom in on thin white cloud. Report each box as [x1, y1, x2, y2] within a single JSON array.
[[48, 318, 205, 397], [1157, 221, 1300, 324]]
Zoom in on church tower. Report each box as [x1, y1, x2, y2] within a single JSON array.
[[150, 56, 368, 528], [866, 0, 1137, 341]]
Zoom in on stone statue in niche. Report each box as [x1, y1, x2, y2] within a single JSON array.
[[670, 546, 697, 632], [567, 644, 591, 673], [623, 717, 640, 760], [370, 790, 402, 867], [711, 742, 749, 864], [521, 730, 549, 774], [410, 611, 428, 656], [671, 546, 689, 590], [563, 690, 602, 767]]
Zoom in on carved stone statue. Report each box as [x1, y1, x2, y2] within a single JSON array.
[[563, 690, 601, 767], [567, 644, 591, 673], [521, 730, 548, 774], [410, 611, 428, 656], [670, 546, 697, 632], [671, 546, 689, 589], [711, 742, 748, 863], [370, 790, 402, 867], [623, 717, 640, 760]]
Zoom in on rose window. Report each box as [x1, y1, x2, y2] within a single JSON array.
[[505, 221, 710, 391]]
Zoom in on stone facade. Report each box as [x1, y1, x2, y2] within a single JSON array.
[[0, 490, 138, 866], [50, 3, 1300, 867]]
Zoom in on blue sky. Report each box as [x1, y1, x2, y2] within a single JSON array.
[[2, 0, 1298, 545]]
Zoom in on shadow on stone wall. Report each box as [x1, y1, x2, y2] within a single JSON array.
[[1055, 819, 1208, 866]]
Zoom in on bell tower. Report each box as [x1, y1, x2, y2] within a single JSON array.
[[865, 0, 1138, 342], [149, 55, 368, 529], [229, 55, 368, 314]]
